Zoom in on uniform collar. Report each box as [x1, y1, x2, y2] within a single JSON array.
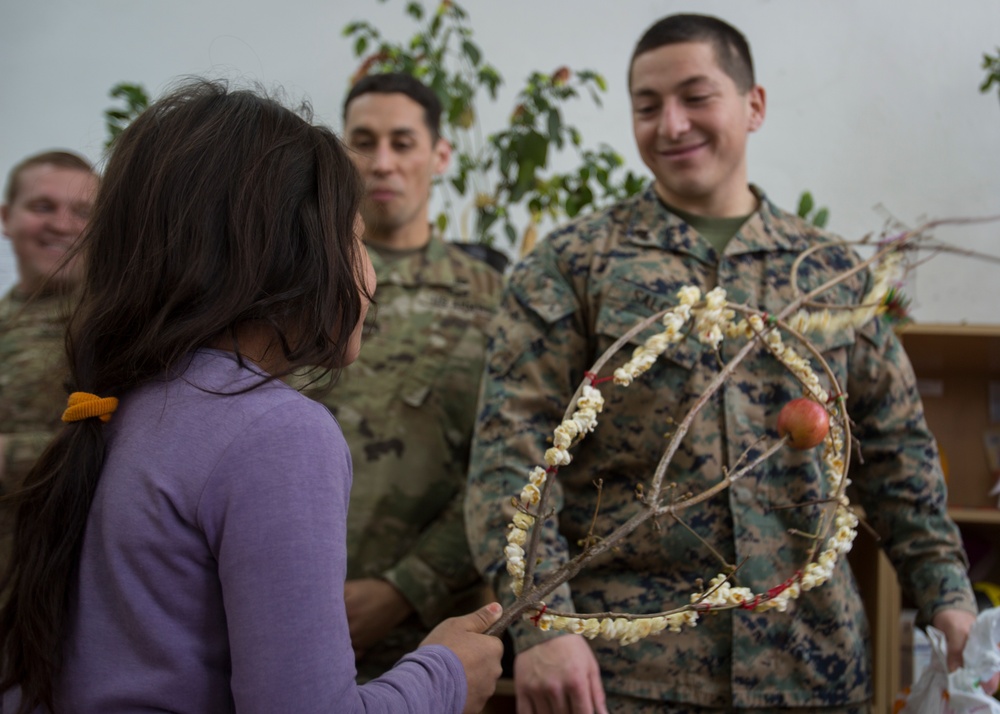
[[625, 185, 804, 262], [366, 232, 458, 289], [3, 285, 71, 305]]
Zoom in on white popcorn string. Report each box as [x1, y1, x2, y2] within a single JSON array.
[[502, 268, 893, 640]]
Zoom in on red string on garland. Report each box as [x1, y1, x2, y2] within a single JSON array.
[[529, 604, 548, 626], [767, 571, 802, 599], [583, 371, 615, 386]]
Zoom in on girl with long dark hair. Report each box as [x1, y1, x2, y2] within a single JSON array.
[[0, 80, 502, 714]]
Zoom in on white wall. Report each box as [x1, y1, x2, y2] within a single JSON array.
[[2, 0, 998, 322]]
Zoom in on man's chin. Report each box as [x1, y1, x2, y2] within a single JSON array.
[[360, 210, 403, 236]]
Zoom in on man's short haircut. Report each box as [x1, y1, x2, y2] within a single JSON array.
[[631, 14, 755, 93], [3, 150, 96, 206], [344, 72, 443, 141]]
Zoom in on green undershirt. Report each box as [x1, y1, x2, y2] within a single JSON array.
[[663, 201, 753, 256]]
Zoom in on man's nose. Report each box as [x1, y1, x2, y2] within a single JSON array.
[[50, 207, 82, 235], [659, 102, 690, 140], [371, 144, 394, 174]]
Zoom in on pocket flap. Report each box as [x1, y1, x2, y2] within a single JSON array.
[[596, 282, 700, 371]]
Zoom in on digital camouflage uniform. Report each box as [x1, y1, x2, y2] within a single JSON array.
[[0, 288, 72, 567], [465, 187, 975, 709], [302, 234, 502, 680]]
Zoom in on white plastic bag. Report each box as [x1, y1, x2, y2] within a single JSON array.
[[897, 607, 1000, 713]]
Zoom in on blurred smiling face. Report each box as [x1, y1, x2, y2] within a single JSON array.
[[343, 92, 449, 245], [630, 41, 765, 216], [1, 164, 99, 294]]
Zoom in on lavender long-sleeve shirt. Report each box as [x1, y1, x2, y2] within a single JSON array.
[[28, 350, 465, 713]]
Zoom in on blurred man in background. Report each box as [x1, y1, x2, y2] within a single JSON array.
[[0, 150, 99, 572]]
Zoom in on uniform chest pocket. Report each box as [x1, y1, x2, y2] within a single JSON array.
[[594, 282, 701, 373], [752, 330, 856, 527], [785, 325, 856, 393], [397, 292, 494, 411]]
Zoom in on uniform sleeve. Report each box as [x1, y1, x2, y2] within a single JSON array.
[[198, 398, 467, 714], [464, 239, 589, 652], [383, 484, 482, 626], [846, 318, 976, 624], [381, 266, 503, 627]]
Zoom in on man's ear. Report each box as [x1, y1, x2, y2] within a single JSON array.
[[0, 204, 9, 239], [432, 137, 452, 176], [747, 85, 766, 133]]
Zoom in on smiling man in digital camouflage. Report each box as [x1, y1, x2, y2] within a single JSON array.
[[464, 13, 990, 713]]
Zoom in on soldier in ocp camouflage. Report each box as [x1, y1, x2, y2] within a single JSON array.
[[296, 72, 504, 681], [0, 290, 72, 516], [464, 13, 977, 713], [303, 233, 501, 678], [1, 150, 98, 575]]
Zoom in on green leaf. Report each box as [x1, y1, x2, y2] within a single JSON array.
[[354, 36, 368, 57], [451, 175, 467, 195], [520, 130, 548, 166], [510, 161, 536, 202], [797, 191, 814, 218], [504, 222, 517, 245], [565, 193, 582, 217], [499, 149, 513, 178], [436, 211, 448, 233], [625, 174, 646, 195], [812, 208, 830, 228], [547, 110, 563, 148], [461, 40, 481, 66], [478, 208, 499, 237], [479, 65, 504, 98], [406, 1, 424, 20]]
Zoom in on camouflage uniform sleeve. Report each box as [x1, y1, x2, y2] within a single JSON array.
[[382, 485, 482, 627], [379, 261, 502, 628], [847, 317, 976, 624], [1, 430, 57, 494], [465, 237, 589, 653]]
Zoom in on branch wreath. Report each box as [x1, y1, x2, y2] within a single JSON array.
[[485, 217, 1000, 642]]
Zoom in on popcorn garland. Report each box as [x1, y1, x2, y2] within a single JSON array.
[[785, 251, 904, 336], [502, 275, 892, 646]]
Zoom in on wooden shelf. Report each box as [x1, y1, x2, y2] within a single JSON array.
[[853, 323, 1000, 711], [949, 506, 1000, 525]]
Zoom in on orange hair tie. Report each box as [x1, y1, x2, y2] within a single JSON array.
[[62, 392, 120, 424]]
